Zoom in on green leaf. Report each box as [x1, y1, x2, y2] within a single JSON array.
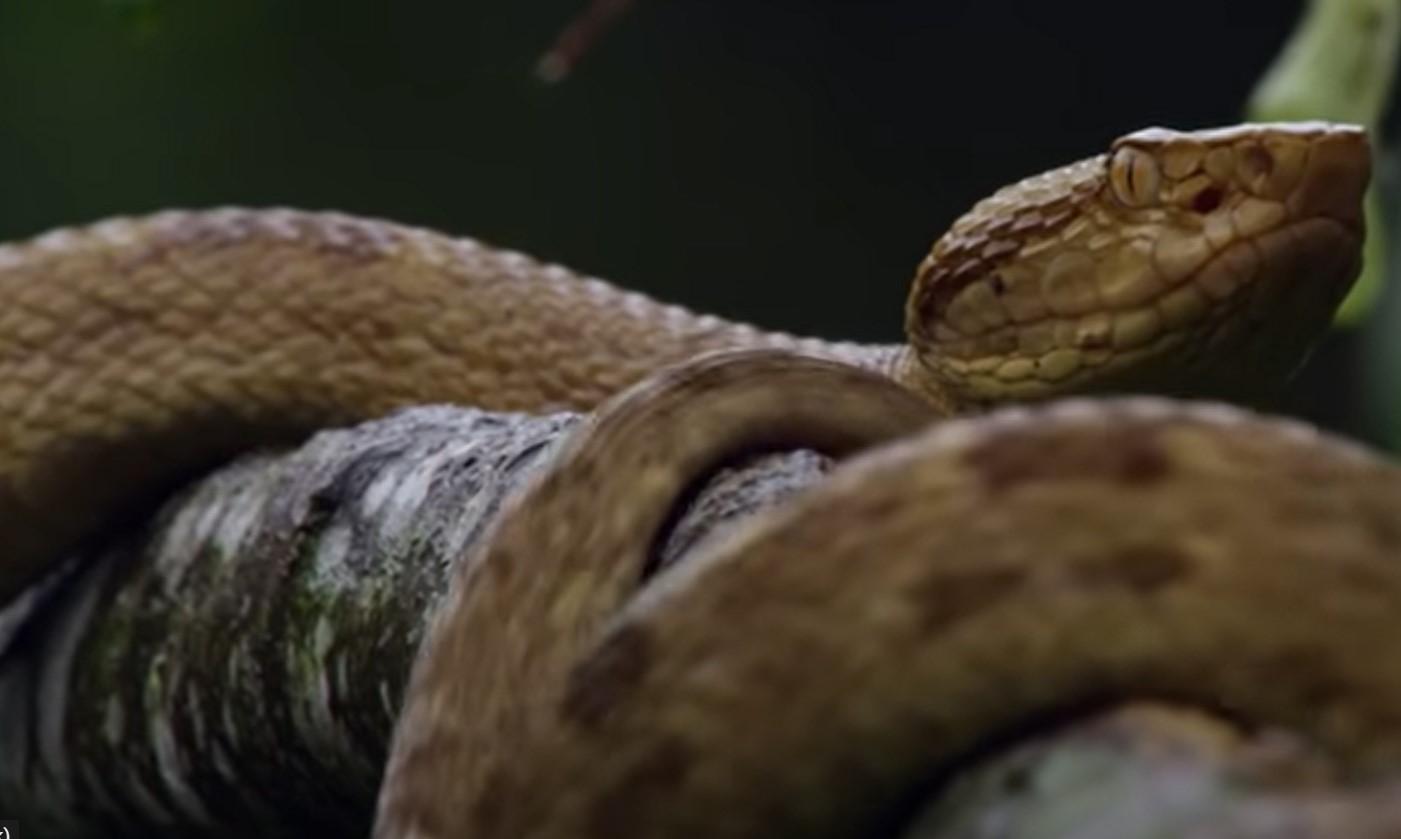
[[1246, 0, 1401, 326]]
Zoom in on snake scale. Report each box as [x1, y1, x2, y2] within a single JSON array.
[[0, 121, 1389, 836]]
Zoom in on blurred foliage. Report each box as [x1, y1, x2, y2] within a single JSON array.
[[1245, 0, 1401, 448], [1247, 0, 1401, 324], [100, 0, 165, 38]]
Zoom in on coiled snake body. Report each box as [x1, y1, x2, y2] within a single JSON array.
[[0, 122, 1386, 836]]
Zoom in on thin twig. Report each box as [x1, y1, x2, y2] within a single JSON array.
[[536, 0, 641, 83]]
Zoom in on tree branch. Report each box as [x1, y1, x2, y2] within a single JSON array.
[[1, 405, 1397, 837], [537, 0, 641, 83]]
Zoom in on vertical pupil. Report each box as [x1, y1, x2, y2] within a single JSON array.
[[1113, 149, 1153, 206], [1132, 153, 1153, 201]]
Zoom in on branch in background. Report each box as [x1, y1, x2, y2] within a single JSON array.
[[99, 0, 167, 39], [1247, 0, 1401, 324], [537, 0, 641, 83]]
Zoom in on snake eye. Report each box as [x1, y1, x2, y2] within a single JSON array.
[[1109, 146, 1161, 208]]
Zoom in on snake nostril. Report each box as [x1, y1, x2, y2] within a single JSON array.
[[1193, 187, 1224, 214]]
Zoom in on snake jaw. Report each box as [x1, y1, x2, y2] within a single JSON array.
[[904, 122, 1370, 409]]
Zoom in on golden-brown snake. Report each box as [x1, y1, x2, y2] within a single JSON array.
[[375, 356, 1401, 837], [0, 122, 1368, 605], [0, 121, 1377, 835]]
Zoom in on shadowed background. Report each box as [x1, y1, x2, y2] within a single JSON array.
[[6, 0, 1392, 440]]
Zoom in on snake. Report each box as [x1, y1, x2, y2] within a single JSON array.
[[375, 356, 1401, 837], [0, 121, 1380, 833]]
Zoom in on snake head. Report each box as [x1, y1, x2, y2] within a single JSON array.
[[904, 122, 1370, 407]]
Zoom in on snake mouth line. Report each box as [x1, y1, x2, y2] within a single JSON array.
[[931, 212, 1362, 402]]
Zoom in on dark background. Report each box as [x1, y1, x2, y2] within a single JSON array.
[[7, 0, 1393, 441]]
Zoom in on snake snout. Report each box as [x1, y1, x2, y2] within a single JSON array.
[[1188, 123, 1370, 394], [902, 122, 1370, 408], [1284, 123, 1370, 227]]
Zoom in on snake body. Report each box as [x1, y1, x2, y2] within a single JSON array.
[[0, 122, 1378, 835], [0, 122, 1368, 606], [376, 355, 1401, 837]]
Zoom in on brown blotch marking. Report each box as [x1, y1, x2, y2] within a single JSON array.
[[480, 544, 519, 586], [1071, 543, 1191, 594], [586, 736, 693, 838], [469, 764, 514, 834], [1361, 504, 1401, 551], [964, 424, 1171, 493], [1258, 649, 1351, 710], [561, 624, 653, 730], [913, 567, 1025, 633]]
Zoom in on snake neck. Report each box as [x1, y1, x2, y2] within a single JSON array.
[[885, 346, 963, 416], [718, 335, 962, 417]]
